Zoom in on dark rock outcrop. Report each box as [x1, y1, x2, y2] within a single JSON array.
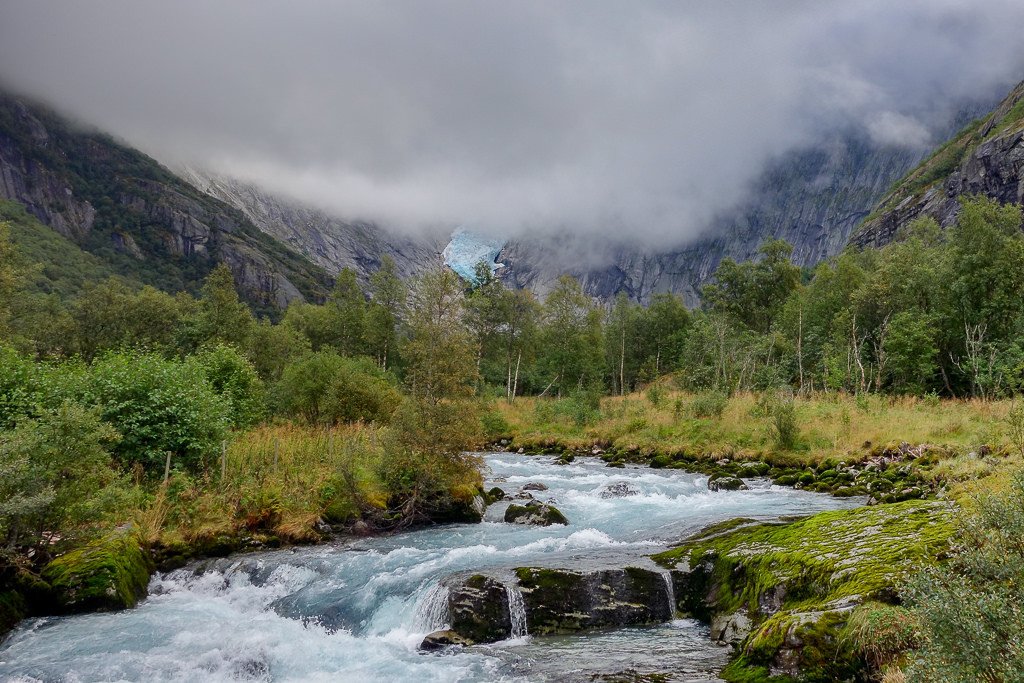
[[419, 629, 473, 651], [707, 474, 748, 492], [504, 501, 568, 526], [851, 80, 1024, 250], [600, 481, 640, 498]]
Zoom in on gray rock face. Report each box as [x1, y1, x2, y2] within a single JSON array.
[[0, 92, 329, 310]]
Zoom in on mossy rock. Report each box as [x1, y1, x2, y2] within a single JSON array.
[[653, 502, 954, 682], [504, 501, 569, 526], [42, 532, 154, 613]]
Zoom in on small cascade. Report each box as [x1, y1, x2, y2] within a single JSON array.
[[659, 568, 676, 620], [506, 583, 529, 638], [412, 582, 451, 632]]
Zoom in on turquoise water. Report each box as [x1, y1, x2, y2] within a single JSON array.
[[0, 454, 861, 682]]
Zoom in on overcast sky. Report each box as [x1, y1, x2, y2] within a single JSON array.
[[1, 1, 1023, 245]]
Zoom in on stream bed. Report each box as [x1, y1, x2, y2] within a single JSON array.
[[0, 454, 863, 682]]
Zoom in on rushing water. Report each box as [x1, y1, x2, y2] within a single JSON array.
[[0, 454, 863, 682]]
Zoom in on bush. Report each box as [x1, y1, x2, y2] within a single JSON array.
[[903, 471, 1024, 681], [768, 391, 799, 450], [690, 391, 729, 419], [276, 352, 401, 425], [480, 410, 512, 441], [0, 403, 131, 553], [190, 344, 267, 428], [82, 351, 231, 473]]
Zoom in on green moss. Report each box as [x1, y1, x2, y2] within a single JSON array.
[[654, 501, 953, 615], [42, 532, 154, 613]]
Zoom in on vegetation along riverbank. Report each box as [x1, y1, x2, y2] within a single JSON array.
[[4, 196, 1024, 681]]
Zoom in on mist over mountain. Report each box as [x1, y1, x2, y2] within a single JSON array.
[[2, 1, 1024, 253]]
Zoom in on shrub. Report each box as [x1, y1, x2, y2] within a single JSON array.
[[768, 391, 799, 450], [276, 352, 401, 425], [903, 471, 1024, 681], [82, 350, 231, 472], [646, 383, 665, 408], [690, 391, 729, 419], [480, 410, 512, 441], [0, 403, 131, 553], [190, 344, 267, 428]]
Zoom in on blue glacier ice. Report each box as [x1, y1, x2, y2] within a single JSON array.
[[442, 227, 505, 284]]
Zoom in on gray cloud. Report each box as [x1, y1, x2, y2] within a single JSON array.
[[1, 1, 1023, 245]]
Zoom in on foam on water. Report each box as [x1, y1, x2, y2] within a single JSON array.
[[0, 454, 862, 682]]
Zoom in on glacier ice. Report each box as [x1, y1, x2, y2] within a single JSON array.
[[442, 227, 505, 284]]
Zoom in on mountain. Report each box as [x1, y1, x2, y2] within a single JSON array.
[[184, 113, 988, 308], [0, 92, 332, 314], [850, 80, 1024, 249], [180, 170, 443, 286]]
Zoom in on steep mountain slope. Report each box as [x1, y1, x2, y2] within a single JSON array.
[[498, 132, 928, 305], [850, 80, 1024, 249], [0, 93, 332, 314], [181, 170, 442, 285]]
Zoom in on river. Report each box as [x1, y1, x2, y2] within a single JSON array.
[[0, 454, 862, 682]]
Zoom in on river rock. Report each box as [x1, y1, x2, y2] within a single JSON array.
[[447, 574, 513, 642], [600, 481, 640, 498], [514, 566, 672, 635], [708, 474, 748, 491], [419, 629, 474, 651], [41, 532, 153, 613], [522, 482, 549, 491], [504, 501, 568, 526]]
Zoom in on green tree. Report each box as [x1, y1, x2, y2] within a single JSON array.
[[246, 317, 312, 380], [703, 239, 801, 334], [185, 264, 254, 349], [276, 351, 401, 425], [882, 312, 938, 395], [190, 344, 267, 428], [538, 276, 604, 396], [403, 267, 479, 403], [329, 268, 368, 356], [82, 351, 230, 473], [365, 256, 407, 371]]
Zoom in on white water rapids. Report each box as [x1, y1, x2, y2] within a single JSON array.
[[0, 454, 862, 682]]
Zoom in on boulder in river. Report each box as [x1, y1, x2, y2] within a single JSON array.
[[41, 532, 153, 613], [504, 501, 569, 526], [419, 629, 474, 651], [522, 482, 549, 491], [447, 574, 513, 642], [514, 566, 672, 635], [708, 473, 748, 491], [600, 481, 640, 498]]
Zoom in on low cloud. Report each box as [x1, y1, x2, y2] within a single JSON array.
[[1, 1, 1022, 246]]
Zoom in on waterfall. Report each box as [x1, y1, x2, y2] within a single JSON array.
[[412, 582, 451, 632], [659, 569, 676, 620], [506, 583, 529, 638]]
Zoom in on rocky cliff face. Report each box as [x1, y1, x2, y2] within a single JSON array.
[[850, 81, 1024, 249], [0, 93, 332, 312], [499, 119, 985, 305], [181, 170, 443, 287]]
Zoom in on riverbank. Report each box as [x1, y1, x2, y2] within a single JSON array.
[[492, 389, 1022, 501]]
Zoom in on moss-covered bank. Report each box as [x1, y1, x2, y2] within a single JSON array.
[[41, 532, 154, 613], [652, 501, 955, 682]]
